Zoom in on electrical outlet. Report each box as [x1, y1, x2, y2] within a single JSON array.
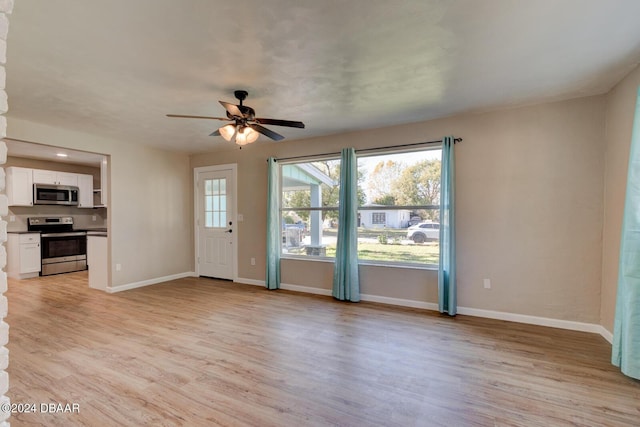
[[483, 278, 491, 289], [238, 214, 244, 222], [92, 215, 97, 221], [116, 263, 122, 271], [9, 216, 15, 222], [251, 257, 256, 266]]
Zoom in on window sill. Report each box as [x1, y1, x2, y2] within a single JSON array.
[[281, 255, 438, 271]]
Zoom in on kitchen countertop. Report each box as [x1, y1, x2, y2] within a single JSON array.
[[9, 228, 108, 234]]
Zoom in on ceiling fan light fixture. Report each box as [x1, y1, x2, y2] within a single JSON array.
[[235, 126, 259, 145], [219, 124, 236, 141], [167, 90, 304, 144]]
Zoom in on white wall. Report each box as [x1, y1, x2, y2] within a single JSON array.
[[6, 117, 193, 287]]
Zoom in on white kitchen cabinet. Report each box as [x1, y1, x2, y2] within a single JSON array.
[[77, 174, 94, 208], [87, 235, 108, 290], [7, 167, 99, 208], [6, 167, 34, 207], [32, 169, 56, 185], [33, 169, 78, 186], [57, 172, 78, 186], [7, 233, 41, 279]]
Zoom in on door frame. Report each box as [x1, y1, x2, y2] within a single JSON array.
[[194, 164, 238, 280]]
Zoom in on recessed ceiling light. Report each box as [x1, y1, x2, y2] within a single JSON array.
[[56, 153, 68, 157]]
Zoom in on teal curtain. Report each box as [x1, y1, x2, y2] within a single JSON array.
[[438, 136, 457, 315], [333, 148, 360, 302], [612, 87, 640, 380], [265, 157, 281, 290]]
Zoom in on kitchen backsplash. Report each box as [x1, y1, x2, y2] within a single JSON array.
[[7, 205, 107, 232]]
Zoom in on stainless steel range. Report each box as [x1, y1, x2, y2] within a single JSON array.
[[27, 217, 87, 276]]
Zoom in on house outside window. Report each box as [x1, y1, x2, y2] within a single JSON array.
[[279, 146, 441, 266]]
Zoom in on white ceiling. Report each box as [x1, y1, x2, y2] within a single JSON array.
[[5, 0, 640, 155]]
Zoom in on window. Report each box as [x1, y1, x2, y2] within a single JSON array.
[[358, 148, 441, 265], [204, 178, 227, 228], [280, 160, 340, 257], [371, 213, 386, 225], [279, 147, 441, 266]]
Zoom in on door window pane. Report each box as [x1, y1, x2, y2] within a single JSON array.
[[204, 178, 227, 228]]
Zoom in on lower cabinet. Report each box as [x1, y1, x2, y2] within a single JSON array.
[[87, 235, 108, 290], [7, 233, 41, 279]]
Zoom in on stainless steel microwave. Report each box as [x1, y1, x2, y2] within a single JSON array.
[[33, 184, 79, 206]]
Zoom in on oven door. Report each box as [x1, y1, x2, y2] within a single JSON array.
[[40, 232, 87, 275]]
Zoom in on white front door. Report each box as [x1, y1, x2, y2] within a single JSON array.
[[196, 167, 235, 280]]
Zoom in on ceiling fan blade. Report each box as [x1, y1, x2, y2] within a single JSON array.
[[249, 124, 285, 141], [166, 114, 229, 120], [256, 118, 305, 128], [209, 129, 221, 137], [219, 101, 244, 118]]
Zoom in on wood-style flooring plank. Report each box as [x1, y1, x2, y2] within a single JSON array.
[[5, 272, 640, 426]]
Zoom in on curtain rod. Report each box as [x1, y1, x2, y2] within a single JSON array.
[[271, 137, 462, 162]]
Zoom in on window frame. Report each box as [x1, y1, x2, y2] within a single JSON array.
[[279, 156, 341, 261], [203, 177, 228, 229], [277, 145, 442, 270]]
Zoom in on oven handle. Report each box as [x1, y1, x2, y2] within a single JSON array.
[[41, 232, 87, 238]]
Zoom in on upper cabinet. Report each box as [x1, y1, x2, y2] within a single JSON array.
[[77, 174, 93, 209], [6, 167, 96, 208], [6, 167, 34, 206], [33, 169, 78, 186]]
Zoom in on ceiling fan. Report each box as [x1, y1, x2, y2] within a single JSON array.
[[166, 90, 305, 146]]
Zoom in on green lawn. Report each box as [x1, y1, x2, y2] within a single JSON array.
[[284, 227, 440, 264], [325, 242, 439, 264], [359, 242, 438, 264]]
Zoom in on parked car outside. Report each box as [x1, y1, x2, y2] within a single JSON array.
[[406, 221, 440, 243], [408, 216, 422, 226]]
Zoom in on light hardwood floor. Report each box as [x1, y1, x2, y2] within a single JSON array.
[[6, 272, 640, 426]]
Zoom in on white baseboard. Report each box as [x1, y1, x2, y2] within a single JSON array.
[[597, 325, 613, 344], [456, 306, 605, 336], [227, 278, 613, 343], [281, 283, 332, 296], [360, 293, 439, 311], [107, 271, 197, 293], [234, 277, 265, 287]]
